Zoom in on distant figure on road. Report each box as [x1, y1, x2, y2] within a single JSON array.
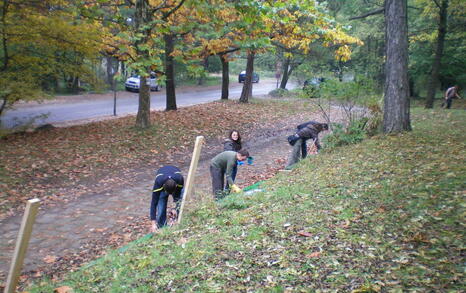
[[210, 149, 249, 199], [442, 85, 462, 109], [286, 121, 329, 169], [223, 130, 242, 189], [150, 166, 184, 232]]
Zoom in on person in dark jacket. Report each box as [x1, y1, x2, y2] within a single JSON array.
[[223, 130, 242, 152], [285, 121, 328, 169], [210, 149, 249, 199], [150, 165, 184, 232], [223, 130, 242, 189]]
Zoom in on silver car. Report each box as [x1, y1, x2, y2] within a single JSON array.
[[125, 75, 160, 92]]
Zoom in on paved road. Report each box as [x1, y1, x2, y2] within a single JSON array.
[[2, 79, 286, 128]]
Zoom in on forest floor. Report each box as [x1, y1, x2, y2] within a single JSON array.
[[0, 97, 347, 289]]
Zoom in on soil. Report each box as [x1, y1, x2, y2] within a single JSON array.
[[0, 101, 346, 290]]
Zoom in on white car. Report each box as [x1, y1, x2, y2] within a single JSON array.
[[125, 75, 160, 92]]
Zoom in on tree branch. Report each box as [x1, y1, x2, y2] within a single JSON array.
[[162, 0, 187, 20], [349, 8, 384, 20], [431, 0, 441, 9]]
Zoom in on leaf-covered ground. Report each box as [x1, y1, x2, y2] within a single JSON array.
[[26, 107, 465, 292], [0, 99, 314, 220]]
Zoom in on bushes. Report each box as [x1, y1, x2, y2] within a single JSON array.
[[268, 88, 289, 98], [323, 119, 367, 150]]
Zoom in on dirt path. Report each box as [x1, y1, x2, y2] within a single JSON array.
[[0, 107, 345, 288]]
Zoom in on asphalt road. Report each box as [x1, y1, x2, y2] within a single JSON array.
[[2, 79, 286, 128]]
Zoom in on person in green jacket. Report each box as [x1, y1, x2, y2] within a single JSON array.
[[210, 149, 249, 199]]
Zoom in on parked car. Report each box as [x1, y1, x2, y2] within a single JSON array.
[[238, 71, 259, 83], [125, 74, 160, 92], [303, 77, 326, 89]]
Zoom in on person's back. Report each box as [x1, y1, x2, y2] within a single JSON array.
[[211, 151, 237, 170], [150, 165, 184, 232]]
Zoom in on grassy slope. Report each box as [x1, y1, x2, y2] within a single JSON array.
[[29, 108, 465, 292]]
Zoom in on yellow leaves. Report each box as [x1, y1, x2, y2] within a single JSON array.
[[202, 39, 234, 55], [335, 45, 352, 62], [43, 255, 58, 264]]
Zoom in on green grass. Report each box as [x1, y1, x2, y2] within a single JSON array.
[[27, 107, 465, 292]]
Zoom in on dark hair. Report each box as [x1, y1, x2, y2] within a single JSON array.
[[229, 130, 241, 144], [163, 178, 177, 194], [237, 149, 249, 158], [322, 123, 329, 130]]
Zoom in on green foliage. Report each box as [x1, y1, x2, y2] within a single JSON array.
[[268, 88, 289, 98], [301, 83, 321, 99], [0, 1, 104, 118], [323, 119, 367, 150]]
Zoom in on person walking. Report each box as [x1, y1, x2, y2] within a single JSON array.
[[442, 85, 462, 109], [210, 149, 249, 199], [285, 121, 329, 169], [150, 165, 184, 232]]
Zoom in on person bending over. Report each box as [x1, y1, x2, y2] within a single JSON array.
[[210, 149, 249, 199], [286, 122, 328, 169], [150, 165, 184, 232]]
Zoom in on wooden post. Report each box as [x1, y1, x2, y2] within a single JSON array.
[[5, 198, 40, 293], [178, 136, 204, 224]]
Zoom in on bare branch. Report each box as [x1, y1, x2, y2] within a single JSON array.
[[349, 8, 384, 20]]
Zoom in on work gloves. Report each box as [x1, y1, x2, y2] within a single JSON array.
[[287, 134, 300, 146], [230, 184, 242, 193]]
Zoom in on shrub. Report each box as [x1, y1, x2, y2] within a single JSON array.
[[323, 119, 367, 150], [301, 84, 321, 99], [268, 88, 289, 98]]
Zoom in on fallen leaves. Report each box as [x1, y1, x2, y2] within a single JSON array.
[[54, 286, 74, 293], [0, 100, 313, 220], [43, 255, 57, 264], [306, 251, 322, 258], [297, 231, 312, 237]]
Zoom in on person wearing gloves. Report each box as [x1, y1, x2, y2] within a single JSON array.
[[150, 165, 184, 232], [210, 149, 250, 199], [285, 121, 329, 169]]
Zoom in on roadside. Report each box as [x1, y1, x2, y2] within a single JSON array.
[[0, 98, 345, 288], [2, 78, 289, 128]]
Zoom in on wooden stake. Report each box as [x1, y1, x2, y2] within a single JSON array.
[[177, 136, 204, 224], [5, 198, 40, 293]]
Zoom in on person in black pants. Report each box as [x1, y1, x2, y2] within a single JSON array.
[[286, 121, 328, 169], [210, 149, 249, 199], [296, 121, 322, 159], [150, 165, 184, 232], [442, 85, 462, 109]]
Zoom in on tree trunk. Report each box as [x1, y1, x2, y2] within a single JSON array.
[[71, 76, 80, 94], [220, 54, 229, 100], [106, 56, 118, 86], [279, 58, 291, 89], [134, 0, 151, 128], [383, 0, 411, 133], [197, 57, 208, 86], [136, 76, 151, 128], [425, 0, 448, 108], [239, 51, 255, 103], [164, 33, 177, 111]]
